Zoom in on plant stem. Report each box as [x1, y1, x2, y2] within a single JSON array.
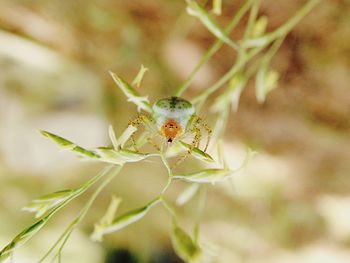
[[243, 0, 320, 48], [38, 165, 120, 262], [161, 177, 173, 195], [191, 45, 264, 105], [175, 0, 253, 97], [243, 0, 261, 40], [56, 165, 122, 262], [191, 0, 320, 105], [160, 198, 176, 218], [193, 186, 207, 243]]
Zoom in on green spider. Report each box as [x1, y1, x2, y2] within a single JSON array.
[[128, 96, 212, 168]]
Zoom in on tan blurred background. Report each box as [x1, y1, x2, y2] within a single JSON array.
[[0, 0, 350, 262]]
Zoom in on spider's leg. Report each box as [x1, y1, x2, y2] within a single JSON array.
[[147, 136, 160, 152], [171, 116, 201, 169], [198, 118, 212, 152], [190, 115, 202, 149], [128, 114, 152, 151]]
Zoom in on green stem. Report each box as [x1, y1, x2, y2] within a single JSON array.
[[160, 152, 173, 177], [160, 147, 173, 194], [193, 186, 207, 243], [191, 0, 319, 105], [56, 165, 122, 262], [0, 165, 115, 262], [242, 36, 285, 82], [161, 176, 173, 195], [191, 45, 263, 105], [175, 0, 253, 97], [243, 0, 320, 48], [160, 198, 176, 218], [237, 0, 260, 61], [212, 105, 230, 143], [38, 165, 120, 262], [243, 0, 261, 40]]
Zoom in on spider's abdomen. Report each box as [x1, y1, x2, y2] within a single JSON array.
[[152, 96, 195, 131]]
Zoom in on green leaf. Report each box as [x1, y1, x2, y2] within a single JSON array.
[[171, 220, 201, 263], [173, 168, 232, 184], [165, 141, 184, 158], [109, 197, 160, 229], [216, 139, 226, 169], [172, 148, 256, 184], [91, 196, 122, 242], [251, 16, 268, 38], [186, 0, 238, 50], [118, 125, 137, 148], [212, 0, 222, 15], [40, 131, 100, 159], [228, 74, 247, 112], [40, 131, 73, 149], [109, 71, 152, 113], [108, 125, 119, 149], [179, 141, 214, 163], [91, 198, 160, 241], [22, 190, 74, 218], [211, 73, 246, 112], [255, 64, 279, 103], [101, 196, 122, 226], [0, 218, 46, 261], [95, 147, 157, 165], [132, 64, 148, 88], [176, 183, 200, 206], [242, 0, 320, 48]]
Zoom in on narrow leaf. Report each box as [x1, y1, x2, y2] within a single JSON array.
[[176, 184, 200, 206], [229, 74, 246, 112], [110, 197, 160, 229], [40, 131, 75, 150], [95, 147, 157, 165], [173, 168, 232, 184], [101, 196, 122, 226], [256, 64, 279, 103], [242, 0, 320, 48], [216, 140, 225, 168], [92, 198, 160, 241], [109, 71, 152, 113], [171, 220, 201, 262], [91, 196, 122, 242], [0, 219, 46, 261], [166, 142, 185, 158], [175, 147, 255, 184], [27, 190, 73, 204], [265, 70, 279, 92], [22, 190, 74, 218], [212, 0, 222, 15], [108, 125, 119, 149], [179, 141, 214, 163], [118, 125, 137, 148], [40, 131, 100, 159], [132, 64, 148, 88], [251, 16, 268, 38], [211, 73, 246, 113], [186, 1, 238, 50], [255, 63, 268, 103]]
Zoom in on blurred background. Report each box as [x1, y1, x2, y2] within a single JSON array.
[[0, 0, 350, 262]]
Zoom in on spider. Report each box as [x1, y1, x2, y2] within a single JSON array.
[[127, 96, 212, 169]]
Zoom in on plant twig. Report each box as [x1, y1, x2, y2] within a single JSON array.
[[175, 0, 254, 97]]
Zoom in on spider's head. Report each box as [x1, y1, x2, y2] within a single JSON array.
[[161, 119, 183, 143]]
